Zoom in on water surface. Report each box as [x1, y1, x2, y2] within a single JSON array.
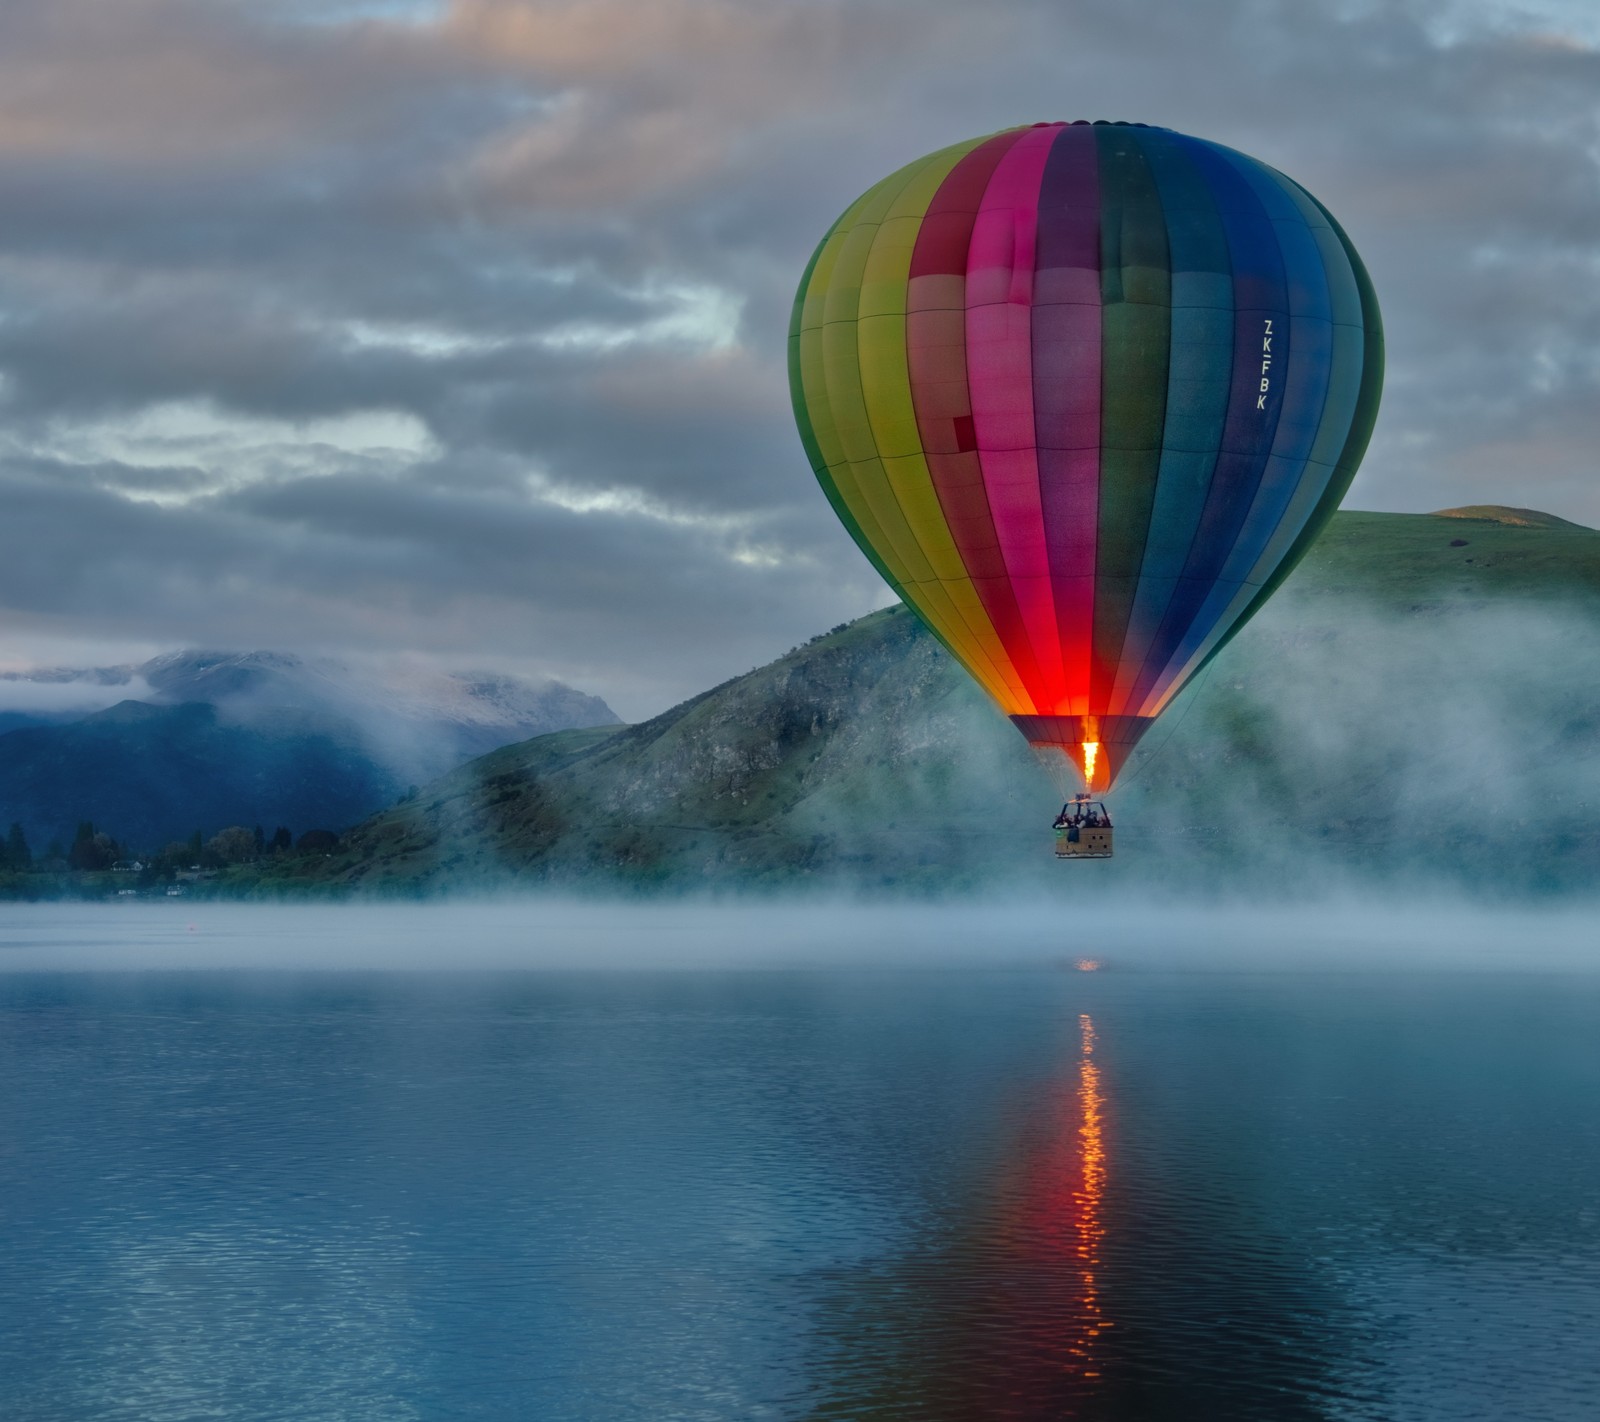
[[2, 907, 1598, 1420]]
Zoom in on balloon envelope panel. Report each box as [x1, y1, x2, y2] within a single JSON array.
[[790, 122, 1383, 791]]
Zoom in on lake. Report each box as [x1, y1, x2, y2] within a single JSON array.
[[2, 903, 1598, 1420]]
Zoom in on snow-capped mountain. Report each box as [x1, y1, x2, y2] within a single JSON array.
[[135, 651, 618, 761], [0, 651, 620, 848]]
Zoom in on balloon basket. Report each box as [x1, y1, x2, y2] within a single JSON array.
[[1053, 797, 1114, 859]]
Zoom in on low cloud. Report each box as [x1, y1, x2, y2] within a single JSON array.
[[0, 672, 148, 716]]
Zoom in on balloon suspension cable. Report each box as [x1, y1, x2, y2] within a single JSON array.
[[1110, 660, 1218, 793]]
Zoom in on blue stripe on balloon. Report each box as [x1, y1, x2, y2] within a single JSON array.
[[1113, 127, 1234, 702], [1127, 133, 1291, 709], [1205, 154, 1335, 591], [1221, 170, 1368, 601], [1165, 161, 1352, 702]]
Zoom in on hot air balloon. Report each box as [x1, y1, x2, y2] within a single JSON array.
[[789, 121, 1382, 852]]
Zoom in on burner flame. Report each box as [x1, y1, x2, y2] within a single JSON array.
[[1081, 740, 1100, 789]]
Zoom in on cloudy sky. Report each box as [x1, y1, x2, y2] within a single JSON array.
[[0, 0, 1596, 717]]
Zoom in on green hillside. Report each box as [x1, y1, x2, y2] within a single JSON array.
[[1277, 508, 1600, 604], [240, 508, 1600, 899], [1433, 505, 1592, 531]]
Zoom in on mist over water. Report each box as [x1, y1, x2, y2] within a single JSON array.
[[3, 896, 1600, 973]]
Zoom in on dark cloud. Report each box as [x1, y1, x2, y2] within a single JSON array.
[[0, 0, 1596, 714]]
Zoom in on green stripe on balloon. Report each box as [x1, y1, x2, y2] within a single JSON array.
[[1091, 123, 1172, 713]]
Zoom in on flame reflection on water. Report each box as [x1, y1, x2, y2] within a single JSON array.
[[1074, 1013, 1109, 1380], [1003, 1009, 1115, 1394]]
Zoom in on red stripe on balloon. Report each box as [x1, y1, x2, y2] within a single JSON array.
[[965, 125, 1066, 711], [906, 128, 1051, 709]]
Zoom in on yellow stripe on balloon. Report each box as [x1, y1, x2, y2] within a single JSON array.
[[853, 138, 1033, 711], [796, 179, 906, 590], [806, 154, 1008, 680]]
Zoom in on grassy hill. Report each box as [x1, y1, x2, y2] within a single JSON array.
[[1280, 508, 1600, 605], [235, 508, 1600, 899]]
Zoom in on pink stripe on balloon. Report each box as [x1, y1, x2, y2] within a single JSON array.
[[964, 125, 1065, 710], [1031, 124, 1103, 715]]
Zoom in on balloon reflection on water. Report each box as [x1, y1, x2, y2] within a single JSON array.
[[810, 1004, 1125, 1417]]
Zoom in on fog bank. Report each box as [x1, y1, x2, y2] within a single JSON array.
[[2, 898, 1597, 975]]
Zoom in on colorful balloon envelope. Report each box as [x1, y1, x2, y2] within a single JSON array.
[[789, 121, 1383, 794]]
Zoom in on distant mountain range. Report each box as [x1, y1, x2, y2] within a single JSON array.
[[0, 651, 618, 850], [240, 505, 1600, 898]]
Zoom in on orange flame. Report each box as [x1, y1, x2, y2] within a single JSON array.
[[1081, 740, 1100, 789]]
